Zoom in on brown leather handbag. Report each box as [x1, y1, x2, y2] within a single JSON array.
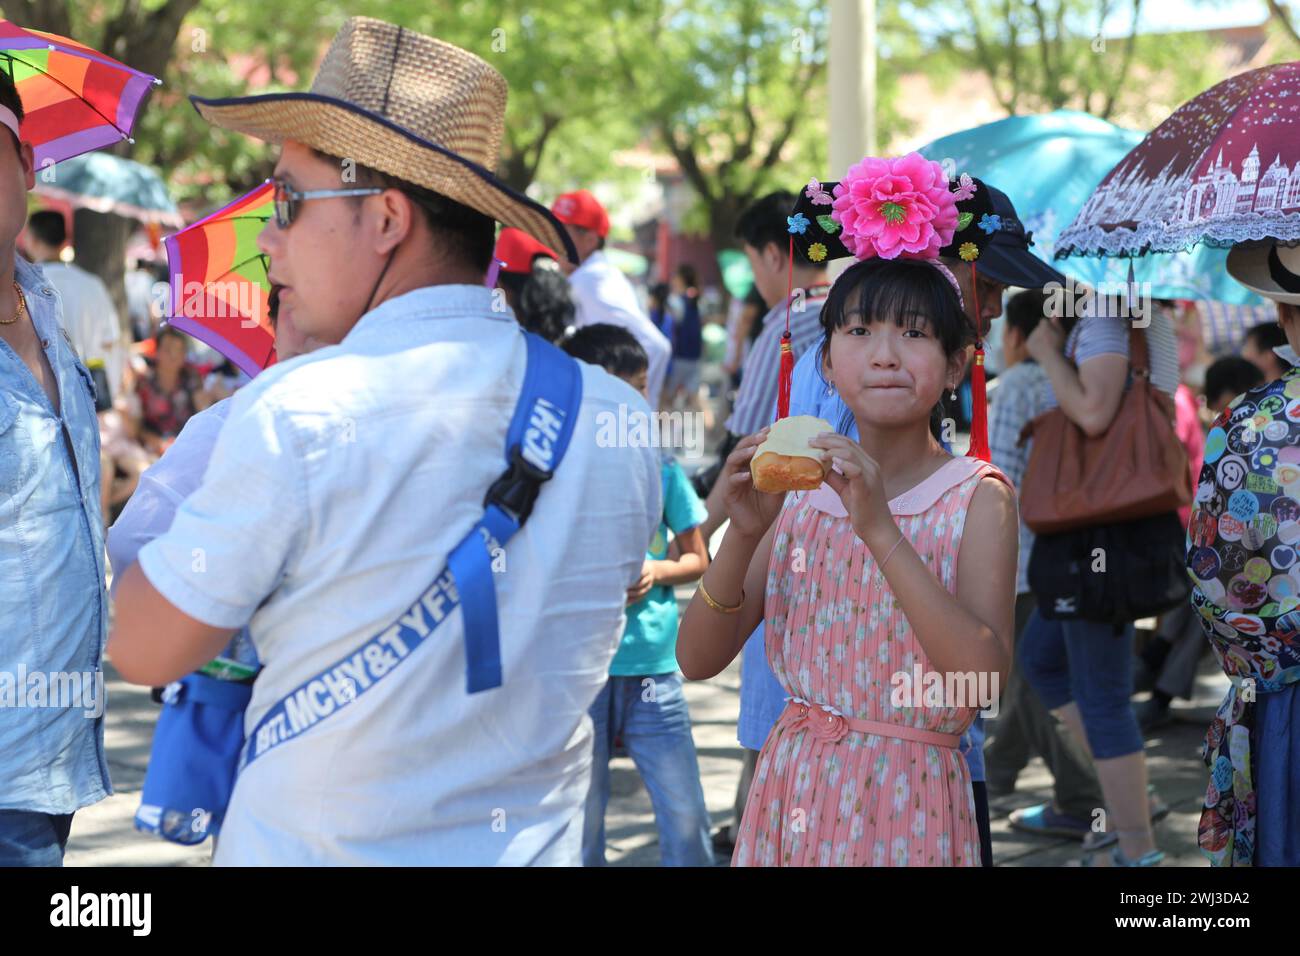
[[1017, 325, 1192, 534]]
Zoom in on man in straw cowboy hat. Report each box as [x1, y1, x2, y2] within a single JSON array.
[[109, 17, 662, 865]]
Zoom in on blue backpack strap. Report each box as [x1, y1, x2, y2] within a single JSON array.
[[240, 332, 583, 771], [447, 332, 583, 692]]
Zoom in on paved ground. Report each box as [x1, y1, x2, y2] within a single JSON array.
[[69, 603, 1224, 867], [69, 382, 1221, 866]]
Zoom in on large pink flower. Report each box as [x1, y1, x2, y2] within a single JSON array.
[[830, 152, 959, 260]]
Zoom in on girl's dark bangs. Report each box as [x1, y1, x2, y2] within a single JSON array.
[[822, 258, 971, 352]]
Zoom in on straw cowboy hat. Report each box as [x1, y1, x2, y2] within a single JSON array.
[[189, 16, 576, 263], [1227, 240, 1300, 306]]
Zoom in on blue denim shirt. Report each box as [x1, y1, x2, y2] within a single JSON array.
[[0, 256, 111, 814]]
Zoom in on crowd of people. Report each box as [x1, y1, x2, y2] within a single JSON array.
[[2, 15, 1296, 868]]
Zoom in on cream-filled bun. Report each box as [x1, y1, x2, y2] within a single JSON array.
[[750, 415, 833, 493]]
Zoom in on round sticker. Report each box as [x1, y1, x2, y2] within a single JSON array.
[[1224, 612, 1266, 636], [1243, 517, 1276, 551], [1217, 455, 1249, 491], [1227, 576, 1268, 610], [1244, 557, 1273, 584], [1281, 445, 1300, 466], [1218, 513, 1245, 542], [1254, 446, 1280, 471], [1275, 610, 1300, 641], [1229, 400, 1258, 426], [1272, 544, 1298, 570], [1227, 424, 1261, 456], [1228, 490, 1260, 522], [1259, 394, 1286, 416], [1198, 577, 1227, 607], [1269, 574, 1298, 603], [1281, 520, 1300, 546], [1189, 510, 1219, 548], [1219, 543, 1249, 572], [1189, 547, 1221, 581], [1203, 427, 1228, 464], [1265, 419, 1290, 442], [1213, 618, 1239, 639], [1286, 398, 1300, 422], [1287, 377, 1300, 399], [1251, 413, 1273, 432], [1273, 497, 1300, 525], [1276, 463, 1300, 490]]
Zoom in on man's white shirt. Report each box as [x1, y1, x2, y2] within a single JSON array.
[[135, 285, 661, 865], [40, 261, 122, 390], [566, 250, 671, 406]]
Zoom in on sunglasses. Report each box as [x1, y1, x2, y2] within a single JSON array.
[[270, 178, 384, 229]]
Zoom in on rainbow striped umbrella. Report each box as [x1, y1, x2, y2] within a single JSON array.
[[164, 181, 276, 377], [0, 20, 160, 168]]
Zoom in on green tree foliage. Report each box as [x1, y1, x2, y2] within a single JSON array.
[[908, 0, 1222, 127]]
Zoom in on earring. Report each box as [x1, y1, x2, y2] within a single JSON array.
[[950, 388, 957, 401]]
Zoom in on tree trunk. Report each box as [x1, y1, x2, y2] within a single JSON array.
[[72, 208, 132, 337]]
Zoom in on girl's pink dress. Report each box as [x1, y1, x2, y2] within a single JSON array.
[[733, 456, 1011, 867]]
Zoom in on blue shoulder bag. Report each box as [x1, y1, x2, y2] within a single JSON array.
[[136, 332, 584, 844]]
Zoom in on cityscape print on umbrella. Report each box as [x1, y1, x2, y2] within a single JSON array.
[[1058, 62, 1300, 255]]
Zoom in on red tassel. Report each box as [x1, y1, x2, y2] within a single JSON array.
[[777, 332, 793, 420], [968, 342, 990, 462], [965, 261, 990, 461]]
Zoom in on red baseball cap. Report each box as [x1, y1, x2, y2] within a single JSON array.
[[494, 227, 557, 275], [551, 190, 610, 239]]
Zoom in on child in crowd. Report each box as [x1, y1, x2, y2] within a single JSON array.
[[1202, 356, 1264, 416], [678, 254, 1018, 866], [563, 323, 715, 866]]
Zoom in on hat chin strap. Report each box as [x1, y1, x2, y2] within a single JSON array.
[[363, 247, 399, 317]]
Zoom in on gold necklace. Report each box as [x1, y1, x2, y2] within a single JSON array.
[[0, 282, 25, 325]]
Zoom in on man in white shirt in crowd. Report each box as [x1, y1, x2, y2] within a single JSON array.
[[23, 210, 123, 396], [109, 18, 660, 866], [551, 189, 671, 407]]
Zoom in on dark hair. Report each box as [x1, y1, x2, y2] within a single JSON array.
[[515, 265, 574, 344], [1244, 321, 1287, 353], [735, 190, 800, 257], [1005, 288, 1049, 340], [0, 70, 23, 156], [676, 263, 697, 287], [818, 256, 973, 437], [27, 210, 66, 248], [648, 281, 670, 309], [155, 325, 188, 352], [311, 150, 495, 272], [562, 322, 648, 379], [1205, 356, 1265, 407]]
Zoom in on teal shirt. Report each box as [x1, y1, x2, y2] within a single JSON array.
[[610, 457, 707, 676]]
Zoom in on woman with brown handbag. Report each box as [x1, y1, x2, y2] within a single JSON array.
[[1018, 290, 1182, 867]]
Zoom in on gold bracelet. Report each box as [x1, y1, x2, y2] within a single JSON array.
[[699, 581, 744, 614]]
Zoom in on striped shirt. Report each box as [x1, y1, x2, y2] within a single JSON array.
[[1048, 304, 1180, 407], [726, 286, 829, 435], [988, 360, 1054, 595]]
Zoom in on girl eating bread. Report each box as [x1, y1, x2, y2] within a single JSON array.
[[677, 154, 1018, 866]]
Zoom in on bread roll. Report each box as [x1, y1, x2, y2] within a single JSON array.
[[750, 415, 833, 493]]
